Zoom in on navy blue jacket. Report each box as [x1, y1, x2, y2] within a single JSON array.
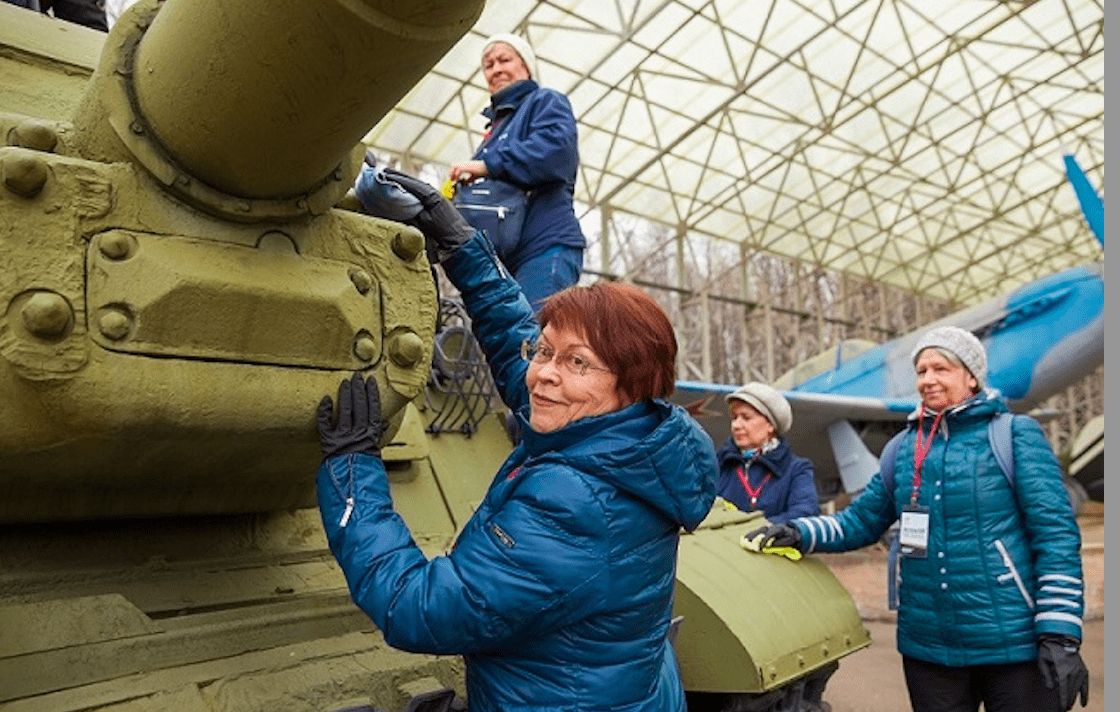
[[317, 233, 718, 711], [715, 437, 819, 523], [790, 391, 1084, 666], [475, 79, 585, 268]]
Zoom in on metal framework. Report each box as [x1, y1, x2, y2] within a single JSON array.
[[367, 0, 1104, 448]]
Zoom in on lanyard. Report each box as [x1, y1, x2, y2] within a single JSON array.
[[911, 406, 945, 506], [736, 464, 771, 509]]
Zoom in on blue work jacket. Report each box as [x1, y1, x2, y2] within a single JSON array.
[[318, 233, 718, 711], [475, 79, 585, 268], [715, 437, 820, 523]]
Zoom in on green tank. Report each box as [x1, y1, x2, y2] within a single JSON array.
[[0, 2, 869, 710]]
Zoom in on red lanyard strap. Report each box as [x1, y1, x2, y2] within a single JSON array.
[[911, 406, 944, 505], [736, 464, 771, 509]]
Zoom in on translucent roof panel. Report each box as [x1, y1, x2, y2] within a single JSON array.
[[365, 0, 1104, 305]]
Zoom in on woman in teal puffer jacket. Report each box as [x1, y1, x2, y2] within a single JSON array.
[[744, 326, 1088, 712], [315, 170, 718, 711]]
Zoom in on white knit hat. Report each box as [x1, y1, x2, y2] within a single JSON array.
[[910, 326, 987, 386], [726, 382, 793, 435], [482, 33, 539, 81]]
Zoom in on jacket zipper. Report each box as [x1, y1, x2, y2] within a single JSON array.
[[458, 202, 509, 220]]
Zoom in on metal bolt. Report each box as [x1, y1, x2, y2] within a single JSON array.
[[98, 308, 133, 340], [130, 120, 145, 135], [388, 331, 424, 368], [12, 120, 58, 152], [353, 334, 378, 362], [348, 267, 372, 295], [2, 153, 48, 197], [392, 230, 425, 262], [21, 292, 72, 337], [99, 233, 135, 260]]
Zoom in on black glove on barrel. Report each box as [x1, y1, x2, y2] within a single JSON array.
[[743, 523, 802, 550], [316, 373, 386, 460], [381, 168, 474, 264], [1038, 634, 1089, 710]]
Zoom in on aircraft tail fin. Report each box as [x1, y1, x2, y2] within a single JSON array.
[[1063, 153, 1103, 247]]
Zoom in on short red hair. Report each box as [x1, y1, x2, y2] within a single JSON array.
[[538, 282, 676, 402]]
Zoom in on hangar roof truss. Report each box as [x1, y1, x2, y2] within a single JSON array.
[[367, 0, 1104, 305]]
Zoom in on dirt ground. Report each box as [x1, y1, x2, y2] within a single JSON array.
[[819, 503, 1106, 712]]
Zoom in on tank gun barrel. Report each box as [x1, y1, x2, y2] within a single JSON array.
[[73, 0, 483, 219]]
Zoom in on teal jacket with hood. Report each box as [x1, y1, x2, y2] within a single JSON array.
[[789, 390, 1083, 666], [317, 233, 718, 711]]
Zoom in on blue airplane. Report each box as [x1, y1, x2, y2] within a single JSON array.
[[674, 154, 1104, 501]]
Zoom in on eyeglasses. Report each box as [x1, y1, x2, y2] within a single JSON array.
[[520, 340, 612, 377]]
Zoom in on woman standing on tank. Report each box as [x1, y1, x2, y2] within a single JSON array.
[[446, 33, 586, 311], [315, 170, 717, 711]]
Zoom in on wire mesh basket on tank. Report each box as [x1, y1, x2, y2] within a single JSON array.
[[425, 298, 499, 435]]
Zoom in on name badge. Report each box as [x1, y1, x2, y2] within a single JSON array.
[[899, 504, 930, 559]]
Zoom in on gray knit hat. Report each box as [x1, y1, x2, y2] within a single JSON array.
[[726, 382, 793, 435], [910, 326, 987, 386], [482, 33, 539, 81]]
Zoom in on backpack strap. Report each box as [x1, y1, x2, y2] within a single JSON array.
[[879, 428, 908, 495], [881, 428, 907, 612], [988, 412, 1016, 487]]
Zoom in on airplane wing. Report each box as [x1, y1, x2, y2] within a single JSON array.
[[673, 381, 916, 498]]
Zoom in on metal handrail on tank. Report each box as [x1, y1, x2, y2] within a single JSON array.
[[425, 298, 499, 436]]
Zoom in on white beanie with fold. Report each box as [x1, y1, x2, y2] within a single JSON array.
[[482, 33, 540, 81]]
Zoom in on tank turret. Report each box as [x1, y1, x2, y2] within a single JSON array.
[[1, 0, 484, 522]]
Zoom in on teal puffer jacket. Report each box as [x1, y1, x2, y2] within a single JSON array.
[[317, 233, 718, 711], [791, 391, 1083, 666]]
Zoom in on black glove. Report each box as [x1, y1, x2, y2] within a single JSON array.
[[743, 523, 802, 550], [1038, 634, 1089, 710], [381, 168, 474, 264], [316, 373, 386, 459]]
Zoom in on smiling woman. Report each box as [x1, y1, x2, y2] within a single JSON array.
[[315, 168, 718, 711], [524, 279, 677, 431], [744, 325, 1090, 712], [442, 32, 587, 311]]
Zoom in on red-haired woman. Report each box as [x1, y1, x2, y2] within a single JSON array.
[[316, 170, 718, 711]]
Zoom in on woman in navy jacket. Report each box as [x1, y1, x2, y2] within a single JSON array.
[[315, 170, 718, 711], [715, 381, 819, 523], [448, 33, 586, 311]]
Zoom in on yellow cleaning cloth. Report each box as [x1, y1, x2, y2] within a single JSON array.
[[740, 532, 802, 561]]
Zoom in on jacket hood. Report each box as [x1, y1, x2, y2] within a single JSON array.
[[518, 399, 718, 531]]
